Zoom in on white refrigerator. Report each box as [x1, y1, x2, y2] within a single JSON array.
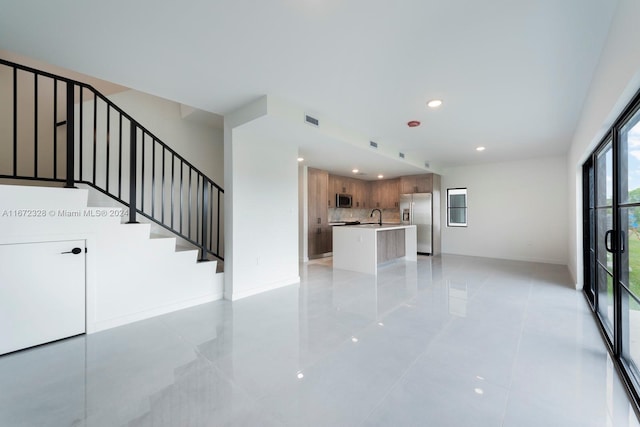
[[400, 193, 432, 254]]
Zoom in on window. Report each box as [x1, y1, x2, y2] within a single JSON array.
[[447, 188, 467, 227]]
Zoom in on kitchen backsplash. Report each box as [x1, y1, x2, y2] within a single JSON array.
[[329, 208, 400, 223]]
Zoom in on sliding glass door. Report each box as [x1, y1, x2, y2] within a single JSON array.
[[583, 157, 596, 305], [584, 91, 640, 406], [594, 140, 615, 340], [619, 106, 640, 381]]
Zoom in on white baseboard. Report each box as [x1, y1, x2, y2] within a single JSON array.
[[226, 276, 301, 301]]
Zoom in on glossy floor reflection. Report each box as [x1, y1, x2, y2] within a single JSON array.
[[1, 255, 639, 426]]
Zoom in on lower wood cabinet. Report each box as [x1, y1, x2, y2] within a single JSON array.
[[309, 225, 333, 256], [377, 229, 406, 263]]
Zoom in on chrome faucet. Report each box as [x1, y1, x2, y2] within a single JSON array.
[[370, 209, 382, 226]]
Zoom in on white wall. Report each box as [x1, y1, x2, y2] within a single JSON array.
[[299, 164, 309, 262], [567, 0, 640, 286], [225, 126, 300, 300], [441, 156, 568, 265], [223, 97, 301, 300], [0, 185, 222, 334]]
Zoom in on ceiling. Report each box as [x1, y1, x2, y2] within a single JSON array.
[[0, 0, 619, 176]]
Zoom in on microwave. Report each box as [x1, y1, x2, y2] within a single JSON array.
[[336, 193, 352, 208]]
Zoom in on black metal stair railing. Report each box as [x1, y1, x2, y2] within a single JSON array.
[[0, 58, 224, 262]]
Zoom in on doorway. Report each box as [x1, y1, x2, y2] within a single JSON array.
[[0, 240, 86, 355]]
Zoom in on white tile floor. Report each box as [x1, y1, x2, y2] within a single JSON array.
[[1, 254, 639, 426]]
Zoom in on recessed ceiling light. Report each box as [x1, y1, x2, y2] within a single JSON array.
[[476, 146, 485, 152], [407, 120, 421, 128], [352, 169, 359, 174], [427, 99, 443, 108], [378, 174, 384, 179], [297, 157, 304, 162]]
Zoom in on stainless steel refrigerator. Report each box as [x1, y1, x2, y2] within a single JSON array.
[[400, 193, 432, 254]]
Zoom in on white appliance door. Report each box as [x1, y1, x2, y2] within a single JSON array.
[[411, 193, 432, 254], [0, 240, 86, 355]]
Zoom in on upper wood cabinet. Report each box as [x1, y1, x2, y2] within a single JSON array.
[[400, 174, 433, 194], [326, 172, 437, 210], [352, 178, 369, 209], [328, 175, 369, 208], [369, 178, 400, 209], [328, 174, 348, 207]]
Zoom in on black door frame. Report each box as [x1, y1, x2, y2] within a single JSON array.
[[582, 87, 640, 419]]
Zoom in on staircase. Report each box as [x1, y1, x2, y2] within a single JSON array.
[[0, 58, 225, 332], [0, 57, 223, 261]]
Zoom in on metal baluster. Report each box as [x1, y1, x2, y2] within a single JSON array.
[[127, 122, 138, 223], [180, 161, 183, 234], [171, 153, 175, 228], [141, 133, 145, 212], [79, 87, 83, 182], [201, 176, 208, 261], [196, 174, 200, 248], [34, 73, 38, 177], [92, 96, 97, 184], [53, 78, 57, 179], [188, 168, 192, 240], [64, 82, 75, 188], [152, 140, 156, 218], [118, 114, 122, 198], [216, 189, 221, 256], [106, 105, 110, 191], [12, 67, 17, 177], [209, 183, 213, 254], [161, 146, 165, 224]]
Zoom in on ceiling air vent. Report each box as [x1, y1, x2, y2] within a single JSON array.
[[399, 152, 405, 159], [369, 141, 378, 149], [304, 114, 319, 127]]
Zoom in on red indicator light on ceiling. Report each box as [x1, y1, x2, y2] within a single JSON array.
[[407, 120, 421, 127]]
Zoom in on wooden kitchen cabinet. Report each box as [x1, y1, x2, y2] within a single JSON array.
[[369, 178, 400, 209], [308, 168, 331, 256], [352, 178, 369, 208], [400, 174, 433, 194], [376, 229, 406, 263], [328, 174, 348, 207], [329, 175, 369, 208]]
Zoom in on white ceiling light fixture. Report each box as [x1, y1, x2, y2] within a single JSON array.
[[378, 174, 384, 179], [476, 146, 486, 152], [427, 99, 443, 108], [297, 157, 304, 162], [352, 169, 359, 173]]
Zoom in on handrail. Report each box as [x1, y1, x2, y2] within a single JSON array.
[[0, 58, 224, 261], [0, 59, 222, 194]]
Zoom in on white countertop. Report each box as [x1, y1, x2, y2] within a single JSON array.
[[338, 223, 413, 231]]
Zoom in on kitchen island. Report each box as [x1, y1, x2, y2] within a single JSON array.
[[332, 224, 417, 275]]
